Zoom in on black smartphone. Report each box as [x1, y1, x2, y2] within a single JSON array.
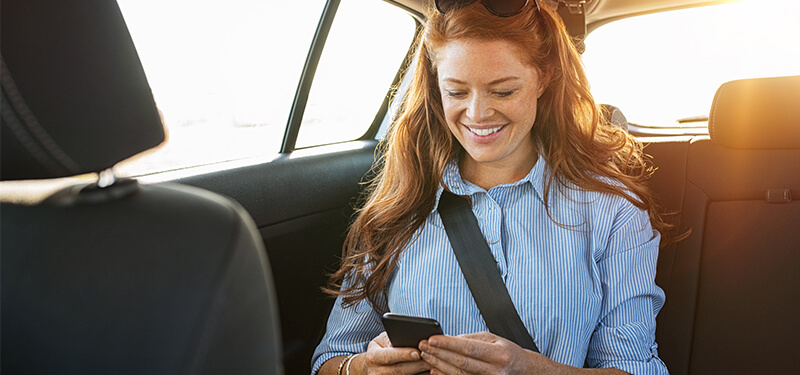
[[381, 313, 443, 348]]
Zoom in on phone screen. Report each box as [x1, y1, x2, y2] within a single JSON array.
[[382, 313, 443, 348]]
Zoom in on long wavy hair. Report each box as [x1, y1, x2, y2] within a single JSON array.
[[327, 2, 673, 308]]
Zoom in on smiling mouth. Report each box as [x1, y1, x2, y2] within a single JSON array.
[[467, 125, 505, 136]]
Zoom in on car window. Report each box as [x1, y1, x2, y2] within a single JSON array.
[[115, 0, 416, 177], [117, 0, 411, 179], [582, 0, 800, 129], [115, 0, 327, 177], [295, 0, 417, 149]]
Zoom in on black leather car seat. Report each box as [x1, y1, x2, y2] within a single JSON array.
[[0, 1, 283, 374], [655, 75, 800, 375]]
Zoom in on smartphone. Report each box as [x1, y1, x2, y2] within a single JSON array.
[[381, 313, 443, 348]]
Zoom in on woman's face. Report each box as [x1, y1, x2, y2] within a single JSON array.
[[436, 38, 546, 174]]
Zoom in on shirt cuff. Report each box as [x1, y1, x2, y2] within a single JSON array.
[[597, 355, 669, 375]]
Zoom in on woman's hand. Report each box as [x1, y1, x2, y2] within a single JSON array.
[[418, 332, 629, 375], [418, 332, 557, 375], [352, 332, 431, 375]]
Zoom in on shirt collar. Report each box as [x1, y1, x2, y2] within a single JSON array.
[[434, 153, 548, 211]]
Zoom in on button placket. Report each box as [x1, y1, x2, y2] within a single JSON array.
[[487, 199, 506, 276], [473, 192, 506, 276]]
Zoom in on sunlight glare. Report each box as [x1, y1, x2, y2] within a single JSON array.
[[583, 0, 800, 125]]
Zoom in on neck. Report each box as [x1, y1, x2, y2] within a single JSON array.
[[459, 149, 538, 190]]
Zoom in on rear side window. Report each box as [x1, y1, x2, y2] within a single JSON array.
[[115, 0, 416, 177], [296, 0, 417, 148], [583, 0, 800, 129]]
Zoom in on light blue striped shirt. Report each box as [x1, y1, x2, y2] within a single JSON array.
[[312, 155, 668, 374]]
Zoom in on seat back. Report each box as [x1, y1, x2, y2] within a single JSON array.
[[656, 75, 800, 375], [0, 1, 283, 374]]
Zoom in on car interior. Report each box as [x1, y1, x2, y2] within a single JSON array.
[[1, 0, 798, 374]]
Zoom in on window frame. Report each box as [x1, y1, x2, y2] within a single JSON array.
[[282, 0, 423, 153]]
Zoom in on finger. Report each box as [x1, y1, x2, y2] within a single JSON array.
[[374, 331, 391, 347], [362, 356, 430, 374], [458, 331, 501, 343], [431, 333, 543, 374], [366, 346, 421, 366], [421, 344, 492, 375], [391, 360, 432, 374], [457, 332, 541, 365], [427, 335, 493, 360], [367, 334, 423, 366]]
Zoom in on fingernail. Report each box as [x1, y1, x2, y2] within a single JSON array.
[[419, 342, 429, 352], [411, 351, 420, 360], [421, 351, 431, 361], [429, 338, 438, 346]]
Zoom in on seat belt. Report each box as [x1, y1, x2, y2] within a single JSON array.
[[438, 190, 539, 353]]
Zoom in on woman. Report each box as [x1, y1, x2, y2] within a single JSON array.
[[313, 1, 670, 374]]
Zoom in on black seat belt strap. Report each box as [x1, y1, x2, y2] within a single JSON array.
[[438, 190, 539, 353]]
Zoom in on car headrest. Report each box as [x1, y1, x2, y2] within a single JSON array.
[[0, 0, 165, 181], [600, 104, 629, 132], [709, 75, 800, 150]]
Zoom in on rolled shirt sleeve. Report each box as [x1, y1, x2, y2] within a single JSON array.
[[587, 204, 668, 375]]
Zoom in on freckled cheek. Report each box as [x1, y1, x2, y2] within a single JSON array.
[[444, 118, 462, 139], [501, 104, 532, 125], [442, 102, 464, 128]]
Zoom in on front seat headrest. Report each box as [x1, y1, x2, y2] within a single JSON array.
[[709, 75, 800, 150], [0, 0, 165, 181]]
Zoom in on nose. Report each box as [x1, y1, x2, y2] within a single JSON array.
[[465, 94, 493, 123]]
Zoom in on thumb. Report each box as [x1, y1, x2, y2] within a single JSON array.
[[373, 331, 392, 347]]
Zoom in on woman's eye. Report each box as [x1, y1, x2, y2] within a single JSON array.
[[495, 90, 515, 98], [445, 91, 466, 99]]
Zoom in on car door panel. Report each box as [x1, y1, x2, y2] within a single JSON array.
[[173, 140, 379, 374]]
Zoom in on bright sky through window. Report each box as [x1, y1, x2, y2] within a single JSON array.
[[115, 0, 414, 176], [583, 0, 800, 126]]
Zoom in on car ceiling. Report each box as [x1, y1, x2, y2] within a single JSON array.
[[391, 0, 738, 29]]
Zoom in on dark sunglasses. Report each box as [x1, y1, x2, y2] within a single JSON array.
[[435, 0, 540, 17]]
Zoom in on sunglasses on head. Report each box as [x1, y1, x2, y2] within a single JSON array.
[[435, 0, 540, 17]]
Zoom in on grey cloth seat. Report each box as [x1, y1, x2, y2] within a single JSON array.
[[0, 1, 283, 374]]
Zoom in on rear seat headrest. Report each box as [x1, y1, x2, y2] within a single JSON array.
[[600, 104, 629, 132], [709, 75, 800, 149], [0, 0, 165, 181]]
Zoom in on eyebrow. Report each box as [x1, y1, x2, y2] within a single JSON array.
[[442, 76, 521, 85]]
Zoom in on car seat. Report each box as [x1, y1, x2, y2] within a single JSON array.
[[655, 75, 800, 375], [0, 1, 283, 374]]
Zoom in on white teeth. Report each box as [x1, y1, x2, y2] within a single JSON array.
[[468, 126, 503, 136]]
